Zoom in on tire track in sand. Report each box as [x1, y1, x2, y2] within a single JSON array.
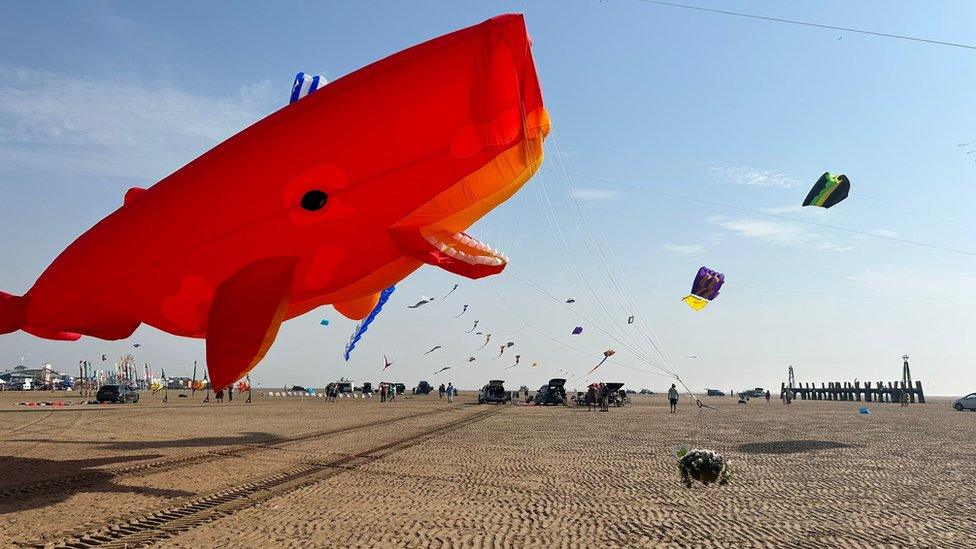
[[22, 406, 503, 549], [0, 405, 467, 503]]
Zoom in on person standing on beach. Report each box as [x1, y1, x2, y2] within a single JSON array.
[[598, 383, 609, 412], [765, 390, 771, 403], [389, 385, 397, 402], [447, 382, 455, 403], [586, 384, 597, 412], [438, 383, 445, 400], [380, 383, 387, 403], [668, 384, 679, 413], [227, 385, 233, 402]]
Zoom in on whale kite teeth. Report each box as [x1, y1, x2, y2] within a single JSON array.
[[425, 229, 508, 268]]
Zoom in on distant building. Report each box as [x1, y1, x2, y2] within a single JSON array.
[[0, 364, 69, 389]]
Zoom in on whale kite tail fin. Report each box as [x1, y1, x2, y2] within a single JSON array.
[[0, 291, 26, 335], [0, 291, 81, 341]]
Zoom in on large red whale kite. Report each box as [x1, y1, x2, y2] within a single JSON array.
[[0, 14, 550, 389]]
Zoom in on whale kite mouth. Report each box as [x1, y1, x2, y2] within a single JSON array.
[[419, 229, 508, 279], [392, 225, 508, 279]]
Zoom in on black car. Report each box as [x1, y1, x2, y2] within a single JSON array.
[[360, 382, 373, 395], [96, 384, 140, 404], [534, 378, 567, 406], [605, 383, 627, 407], [478, 379, 510, 404], [415, 381, 433, 395], [706, 388, 725, 397]]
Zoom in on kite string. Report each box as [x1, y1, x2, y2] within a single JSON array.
[[548, 168, 976, 258], [636, 0, 976, 51], [725, 281, 976, 308], [508, 269, 675, 378], [535, 164, 667, 371], [547, 138, 675, 371], [547, 135, 679, 374], [487, 282, 671, 379]]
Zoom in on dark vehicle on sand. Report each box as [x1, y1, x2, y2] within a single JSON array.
[[359, 382, 373, 395], [478, 379, 510, 404], [605, 382, 627, 407], [534, 378, 567, 406], [96, 384, 140, 404], [415, 381, 433, 395], [706, 388, 725, 397]]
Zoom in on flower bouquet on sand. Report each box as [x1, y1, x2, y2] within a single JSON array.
[[674, 445, 732, 487]]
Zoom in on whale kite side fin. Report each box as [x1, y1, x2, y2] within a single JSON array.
[[344, 286, 395, 361], [205, 257, 298, 389], [334, 292, 382, 320]]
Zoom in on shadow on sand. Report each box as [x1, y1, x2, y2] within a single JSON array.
[[736, 440, 858, 455], [0, 454, 196, 514]]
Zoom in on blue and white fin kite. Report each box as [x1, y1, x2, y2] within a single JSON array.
[[289, 72, 328, 104], [344, 286, 396, 361]]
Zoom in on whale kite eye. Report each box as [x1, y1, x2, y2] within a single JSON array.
[[300, 190, 328, 211]]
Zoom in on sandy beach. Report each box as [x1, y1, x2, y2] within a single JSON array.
[[0, 391, 972, 548]]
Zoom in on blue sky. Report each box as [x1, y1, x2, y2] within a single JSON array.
[[2, 1, 976, 395]]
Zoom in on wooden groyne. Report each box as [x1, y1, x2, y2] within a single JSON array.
[[780, 380, 924, 403]]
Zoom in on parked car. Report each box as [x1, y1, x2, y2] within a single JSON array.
[[605, 382, 627, 407], [639, 388, 654, 395], [392, 383, 406, 395], [478, 380, 510, 404], [360, 382, 373, 395], [706, 388, 725, 397], [415, 381, 433, 395], [534, 378, 567, 406], [96, 384, 140, 404], [953, 392, 976, 411]]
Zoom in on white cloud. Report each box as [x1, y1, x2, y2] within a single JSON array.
[[707, 215, 809, 245], [0, 64, 277, 181], [869, 228, 899, 238], [814, 242, 854, 252], [847, 266, 976, 302], [707, 215, 852, 252], [570, 187, 620, 201], [661, 244, 705, 256], [707, 165, 800, 188]]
